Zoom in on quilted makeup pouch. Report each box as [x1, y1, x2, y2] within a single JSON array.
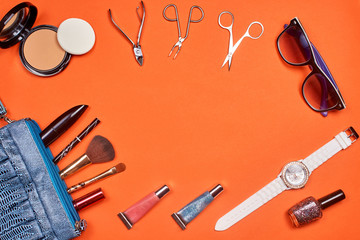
[[0, 118, 86, 240]]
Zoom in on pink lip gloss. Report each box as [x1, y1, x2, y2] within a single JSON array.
[[118, 185, 170, 229]]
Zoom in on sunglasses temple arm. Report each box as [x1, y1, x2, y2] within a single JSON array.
[[312, 43, 338, 117], [311, 47, 328, 117], [310, 43, 337, 88]]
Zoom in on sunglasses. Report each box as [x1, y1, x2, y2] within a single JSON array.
[[276, 17, 345, 116]]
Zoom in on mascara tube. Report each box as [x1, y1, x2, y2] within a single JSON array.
[[40, 105, 88, 147], [171, 184, 223, 230], [118, 185, 170, 229]]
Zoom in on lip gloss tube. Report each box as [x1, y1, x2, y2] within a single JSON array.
[[118, 185, 170, 229], [172, 184, 223, 230]]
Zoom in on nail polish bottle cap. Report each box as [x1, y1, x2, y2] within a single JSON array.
[[209, 184, 224, 198], [318, 189, 345, 210], [155, 185, 170, 199]]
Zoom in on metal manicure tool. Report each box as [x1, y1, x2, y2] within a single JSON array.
[[109, 1, 145, 66], [163, 4, 204, 59], [218, 11, 264, 70]]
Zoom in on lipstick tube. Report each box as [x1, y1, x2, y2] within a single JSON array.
[[172, 184, 223, 230], [73, 188, 105, 211], [118, 185, 170, 229]]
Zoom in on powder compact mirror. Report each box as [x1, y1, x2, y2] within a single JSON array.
[[0, 2, 95, 77]]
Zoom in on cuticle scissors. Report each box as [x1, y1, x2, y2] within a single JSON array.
[[109, 1, 145, 66], [219, 11, 264, 70], [163, 4, 204, 59]]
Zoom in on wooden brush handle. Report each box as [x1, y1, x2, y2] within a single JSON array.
[[67, 167, 118, 194]]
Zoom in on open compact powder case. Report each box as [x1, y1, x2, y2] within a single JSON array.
[[0, 2, 72, 77]]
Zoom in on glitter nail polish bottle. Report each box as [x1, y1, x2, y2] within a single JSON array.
[[288, 189, 345, 227]]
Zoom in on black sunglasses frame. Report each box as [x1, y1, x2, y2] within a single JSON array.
[[276, 17, 345, 113]]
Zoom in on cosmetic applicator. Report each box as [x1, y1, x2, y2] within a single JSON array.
[[67, 163, 126, 193], [172, 184, 223, 230], [53, 118, 100, 164], [40, 105, 88, 147], [59, 135, 115, 179], [118, 185, 170, 229]]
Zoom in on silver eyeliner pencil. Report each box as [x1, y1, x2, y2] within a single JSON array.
[[53, 118, 100, 164]]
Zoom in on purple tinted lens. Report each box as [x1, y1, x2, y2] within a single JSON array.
[[278, 25, 311, 64], [303, 73, 339, 111]]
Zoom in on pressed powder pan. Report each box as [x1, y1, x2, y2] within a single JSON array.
[[20, 25, 69, 74], [0, 2, 71, 77]]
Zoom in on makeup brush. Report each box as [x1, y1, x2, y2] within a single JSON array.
[[67, 163, 126, 194], [59, 135, 115, 179]]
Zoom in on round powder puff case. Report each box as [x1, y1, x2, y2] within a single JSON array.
[[0, 2, 95, 77]]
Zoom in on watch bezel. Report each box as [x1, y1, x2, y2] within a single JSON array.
[[281, 161, 309, 189]]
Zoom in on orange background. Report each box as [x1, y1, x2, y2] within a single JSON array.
[[1, 0, 360, 239]]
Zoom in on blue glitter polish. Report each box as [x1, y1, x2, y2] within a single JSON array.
[[172, 184, 223, 230]]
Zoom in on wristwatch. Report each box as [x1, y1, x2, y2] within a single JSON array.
[[215, 127, 358, 231]]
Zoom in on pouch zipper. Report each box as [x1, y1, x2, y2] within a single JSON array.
[[0, 99, 14, 124], [25, 119, 83, 234]]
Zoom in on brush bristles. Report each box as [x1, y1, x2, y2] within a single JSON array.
[[86, 135, 115, 164], [114, 163, 126, 173]]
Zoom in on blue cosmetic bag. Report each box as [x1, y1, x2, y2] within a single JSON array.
[[0, 119, 86, 240]]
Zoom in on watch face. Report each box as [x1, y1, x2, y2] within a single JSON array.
[[281, 161, 309, 189]]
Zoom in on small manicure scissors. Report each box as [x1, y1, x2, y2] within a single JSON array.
[[218, 11, 264, 70], [163, 4, 204, 59], [109, 1, 145, 66]]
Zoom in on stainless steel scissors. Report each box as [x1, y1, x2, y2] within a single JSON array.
[[218, 11, 264, 70], [109, 1, 145, 66], [163, 4, 204, 59]]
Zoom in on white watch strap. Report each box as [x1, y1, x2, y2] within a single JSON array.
[[302, 129, 356, 173], [215, 127, 358, 232], [215, 177, 287, 231]]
